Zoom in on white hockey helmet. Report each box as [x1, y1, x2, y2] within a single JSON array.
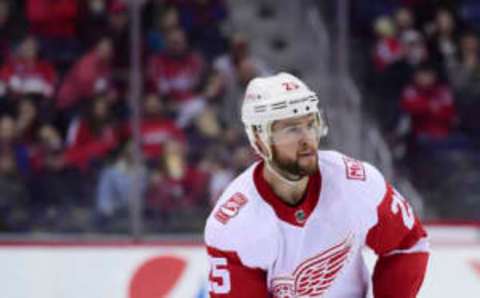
[[241, 72, 328, 159]]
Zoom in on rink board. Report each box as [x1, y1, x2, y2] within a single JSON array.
[[0, 226, 478, 298]]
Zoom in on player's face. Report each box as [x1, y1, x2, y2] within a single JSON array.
[[270, 113, 320, 177]]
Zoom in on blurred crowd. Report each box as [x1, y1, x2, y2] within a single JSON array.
[[0, 0, 272, 232], [352, 0, 480, 220], [5, 0, 479, 233]]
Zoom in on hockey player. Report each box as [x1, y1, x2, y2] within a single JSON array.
[[204, 73, 429, 297]]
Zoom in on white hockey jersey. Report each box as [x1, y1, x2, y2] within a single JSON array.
[[204, 151, 429, 298]]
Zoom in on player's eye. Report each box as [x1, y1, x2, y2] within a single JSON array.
[[284, 126, 301, 134]]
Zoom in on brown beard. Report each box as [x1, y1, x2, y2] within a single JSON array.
[[271, 144, 318, 177]]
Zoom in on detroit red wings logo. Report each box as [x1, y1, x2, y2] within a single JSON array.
[[294, 236, 353, 296], [272, 235, 354, 298]]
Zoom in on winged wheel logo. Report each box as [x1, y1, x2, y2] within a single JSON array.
[[272, 235, 354, 298]]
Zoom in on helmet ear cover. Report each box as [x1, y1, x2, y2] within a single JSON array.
[[248, 122, 273, 160]]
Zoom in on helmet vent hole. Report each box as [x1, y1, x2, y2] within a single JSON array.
[[306, 106, 310, 111], [293, 109, 298, 113]]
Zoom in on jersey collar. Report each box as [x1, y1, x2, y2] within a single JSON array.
[[253, 161, 321, 227]]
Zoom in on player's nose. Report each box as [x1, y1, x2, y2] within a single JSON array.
[[298, 137, 316, 152], [297, 127, 317, 145]]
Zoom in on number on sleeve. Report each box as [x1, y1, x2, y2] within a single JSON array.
[[391, 188, 415, 230], [209, 257, 231, 294]]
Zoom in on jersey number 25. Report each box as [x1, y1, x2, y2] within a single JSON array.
[[391, 188, 415, 230], [209, 257, 231, 294]]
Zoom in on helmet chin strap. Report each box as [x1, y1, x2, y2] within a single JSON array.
[[265, 160, 306, 186]]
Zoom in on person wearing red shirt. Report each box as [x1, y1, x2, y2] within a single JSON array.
[[0, 36, 56, 99], [57, 37, 115, 111], [64, 96, 118, 171], [400, 64, 457, 140], [147, 27, 206, 127], [148, 27, 205, 102], [124, 94, 186, 161]]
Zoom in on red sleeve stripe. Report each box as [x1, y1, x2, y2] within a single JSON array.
[[206, 246, 269, 297]]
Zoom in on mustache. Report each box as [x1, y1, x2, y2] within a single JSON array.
[[272, 148, 318, 177], [297, 144, 316, 156]]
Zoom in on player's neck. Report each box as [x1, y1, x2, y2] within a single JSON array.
[[263, 163, 309, 205]]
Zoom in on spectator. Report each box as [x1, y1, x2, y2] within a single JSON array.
[[126, 94, 186, 162], [145, 4, 180, 54], [28, 124, 88, 226], [64, 96, 119, 172], [0, 36, 56, 99], [448, 31, 480, 142], [372, 15, 404, 72], [403, 30, 430, 67], [449, 31, 480, 92], [394, 7, 430, 68], [95, 140, 146, 223], [147, 27, 207, 127], [145, 140, 209, 225], [426, 9, 458, 75], [400, 64, 459, 148], [57, 37, 115, 111], [394, 7, 416, 44], [373, 29, 430, 131], [77, 0, 132, 76]]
